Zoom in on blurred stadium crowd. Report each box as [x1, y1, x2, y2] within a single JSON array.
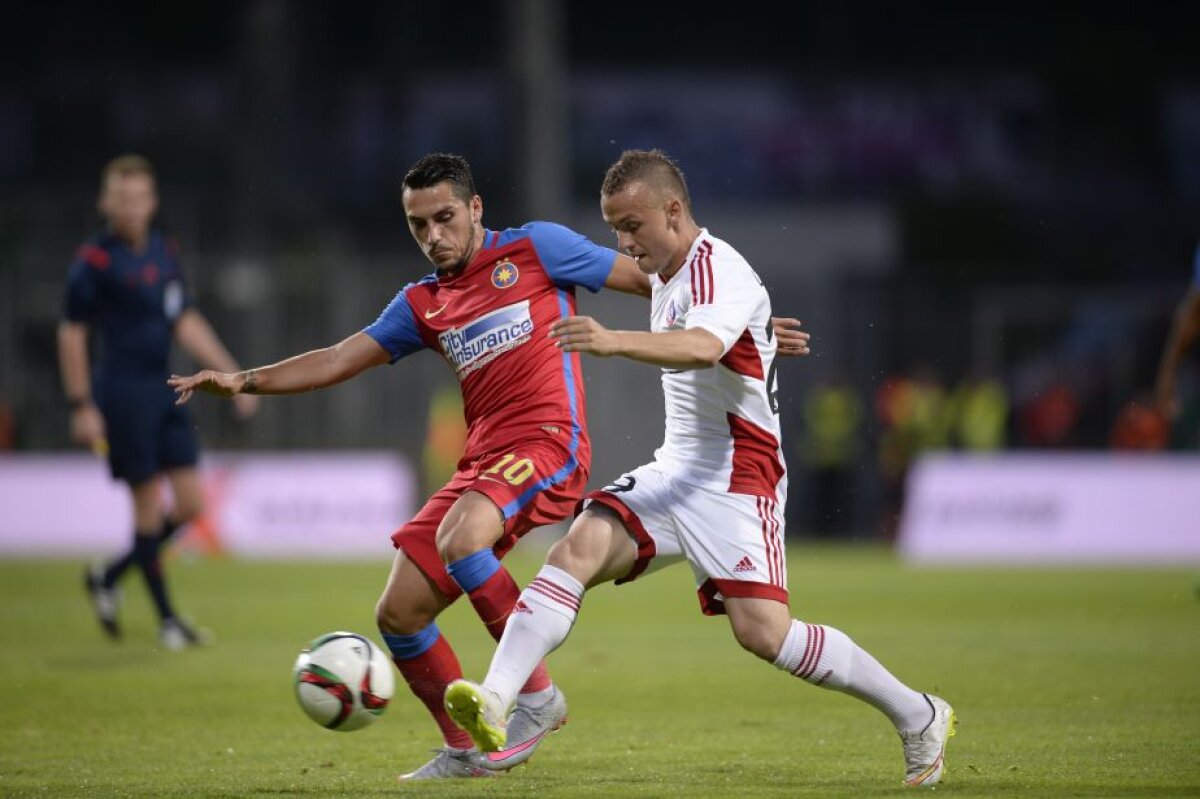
[[2, 2, 1198, 538]]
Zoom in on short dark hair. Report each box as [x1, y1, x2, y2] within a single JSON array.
[[101, 153, 155, 188], [601, 149, 692, 214], [403, 153, 477, 204]]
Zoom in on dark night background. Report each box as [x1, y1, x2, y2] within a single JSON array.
[[3, 1, 1198, 535]]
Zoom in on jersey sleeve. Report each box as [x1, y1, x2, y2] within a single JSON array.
[[62, 256, 101, 323], [685, 261, 765, 354], [363, 287, 426, 363], [1192, 242, 1200, 286], [525, 221, 618, 293]]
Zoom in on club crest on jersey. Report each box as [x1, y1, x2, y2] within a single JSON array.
[[438, 300, 534, 377], [491, 259, 519, 289], [666, 300, 679, 327]]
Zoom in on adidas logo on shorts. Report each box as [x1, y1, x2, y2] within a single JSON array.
[[513, 600, 533, 614], [733, 556, 756, 573]]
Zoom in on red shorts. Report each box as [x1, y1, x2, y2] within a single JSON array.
[[391, 435, 588, 601]]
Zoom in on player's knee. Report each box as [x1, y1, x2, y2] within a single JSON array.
[[374, 596, 432, 636], [373, 597, 399, 633], [434, 527, 456, 563], [433, 515, 474, 562], [730, 618, 785, 661], [434, 526, 476, 563], [434, 496, 503, 563], [546, 526, 608, 586], [545, 536, 585, 575]]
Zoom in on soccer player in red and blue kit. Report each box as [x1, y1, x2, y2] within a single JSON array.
[[171, 153, 646, 779], [170, 153, 808, 780], [61, 154, 259, 651]]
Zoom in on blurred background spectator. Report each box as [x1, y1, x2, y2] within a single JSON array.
[[801, 376, 864, 538], [946, 373, 1008, 452]]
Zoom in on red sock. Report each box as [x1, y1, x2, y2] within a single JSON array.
[[468, 568, 552, 694], [391, 633, 473, 749]]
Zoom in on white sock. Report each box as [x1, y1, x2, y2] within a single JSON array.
[[773, 620, 930, 731], [517, 685, 556, 707], [484, 565, 584, 709]]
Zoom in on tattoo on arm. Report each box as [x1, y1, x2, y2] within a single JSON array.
[[242, 369, 259, 394]]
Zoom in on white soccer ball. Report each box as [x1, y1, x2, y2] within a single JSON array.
[[292, 631, 395, 731]]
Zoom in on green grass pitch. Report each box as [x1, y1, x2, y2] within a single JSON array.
[[1, 545, 1197, 797]]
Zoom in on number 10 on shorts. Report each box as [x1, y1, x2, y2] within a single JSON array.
[[483, 453, 536, 486]]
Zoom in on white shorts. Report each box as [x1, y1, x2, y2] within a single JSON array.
[[581, 461, 788, 616]]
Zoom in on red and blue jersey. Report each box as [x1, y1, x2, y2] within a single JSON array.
[[62, 230, 191, 378], [365, 221, 618, 477]]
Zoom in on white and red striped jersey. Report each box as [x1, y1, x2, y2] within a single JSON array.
[[649, 229, 786, 498]]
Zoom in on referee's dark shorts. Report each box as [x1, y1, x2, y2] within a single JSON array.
[[97, 375, 199, 485]]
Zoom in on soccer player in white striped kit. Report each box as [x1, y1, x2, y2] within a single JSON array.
[[446, 149, 955, 787]]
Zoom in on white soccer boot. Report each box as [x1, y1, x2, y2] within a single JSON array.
[[158, 617, 215, 651], [482, 685, 568, 770], [397, 747, 495, 780], [900, 694, 956, 787], [84, 563, 122, 639], [444, 680, 509, 754]]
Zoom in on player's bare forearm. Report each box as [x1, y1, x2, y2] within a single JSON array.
[[56, 322, 93, 405], [550, 316, 722, 369], [169, 332, 389, 405], [57, 321, 107, 446], [603, 255, 653, 298], [613, 328, 724, 368]]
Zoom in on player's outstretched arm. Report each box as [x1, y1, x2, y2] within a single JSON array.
[[550, 315, 723, 369], [169, 331, 390, 405]]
